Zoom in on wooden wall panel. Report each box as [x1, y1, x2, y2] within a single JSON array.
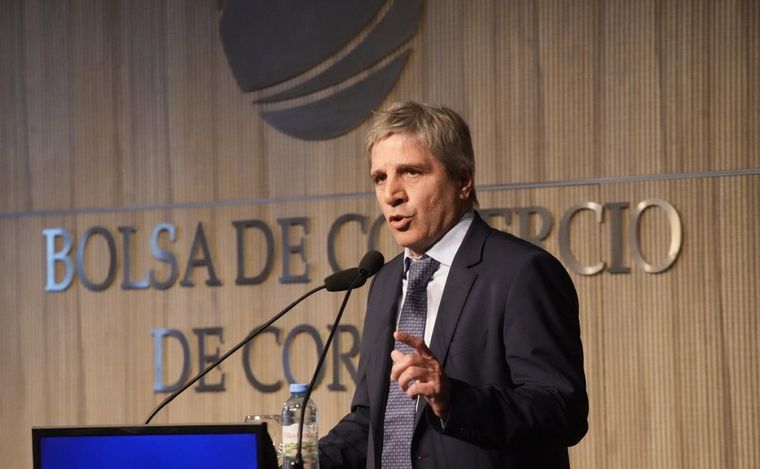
[[0, 0, 28, 212], [115, 0, 173, 206], [0, 0, 757, 467]]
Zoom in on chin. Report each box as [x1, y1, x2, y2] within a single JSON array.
[[403, 241, 428, 256], [394, 234, 420, 251]]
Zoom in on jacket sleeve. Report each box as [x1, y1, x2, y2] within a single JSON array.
[[428, 250, 588, 449], [318, 399, 369, 469]]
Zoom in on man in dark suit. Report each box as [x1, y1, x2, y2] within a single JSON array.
[[319, 102, 588, 468]]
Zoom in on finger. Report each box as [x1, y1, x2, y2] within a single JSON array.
[[404, 375, 446, 402], [390, 358, 409, 381], [390, 352, 420, 381], [390, 349, 436, 380], [408, 382, 450, 420], [397, 365, 429, 392], [397, 357, 443, 391], [393, 331, 433, 357], [390, 349, 405, 363], [406, 380, 435, 400]]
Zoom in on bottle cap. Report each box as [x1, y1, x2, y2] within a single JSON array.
[[290, 383, 309, 394]]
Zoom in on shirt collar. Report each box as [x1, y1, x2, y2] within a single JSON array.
[[404, 210, 474, 270]]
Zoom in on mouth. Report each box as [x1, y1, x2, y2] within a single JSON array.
[[388, 214, 411, 230]]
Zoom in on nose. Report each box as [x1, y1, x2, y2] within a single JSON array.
[[382, 175, 407, 207]]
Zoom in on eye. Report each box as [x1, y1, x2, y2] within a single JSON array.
[[371, 173, 386, 185], [404, 168, 421, 177]]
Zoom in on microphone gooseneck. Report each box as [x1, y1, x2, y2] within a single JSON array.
[[294, 251, 384, 469], [144, 283, 326, 425], [144, 252, 383, 425]]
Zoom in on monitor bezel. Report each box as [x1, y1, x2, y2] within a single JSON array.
[[32, 423, 272, 469]]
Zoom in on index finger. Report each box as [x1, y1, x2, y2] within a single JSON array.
[[393, 331, 432, 357]]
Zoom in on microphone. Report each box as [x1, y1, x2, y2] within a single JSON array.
[[293, 251, 384, 468], [324, 251, 383, 291], [357, 249, 385, 278], [143, 251, 383, 425], [324, 268, 363, 291]]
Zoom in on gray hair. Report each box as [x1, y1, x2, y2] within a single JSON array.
[[366, 101, 478, 207]]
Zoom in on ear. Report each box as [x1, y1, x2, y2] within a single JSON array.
[[458, 170, 474, 200]]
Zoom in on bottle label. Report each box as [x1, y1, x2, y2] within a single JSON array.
[[282, 423, 318, 458]]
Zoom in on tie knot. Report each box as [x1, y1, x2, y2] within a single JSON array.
[[405, 256, 440, 289]]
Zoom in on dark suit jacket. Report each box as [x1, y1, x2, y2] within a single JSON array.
[[320, 213, 588, 468]]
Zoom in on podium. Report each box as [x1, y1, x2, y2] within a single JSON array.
[[32, 423, 278, 469]]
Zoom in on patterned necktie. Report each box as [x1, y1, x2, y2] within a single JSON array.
[[382, 255, 440, 468]]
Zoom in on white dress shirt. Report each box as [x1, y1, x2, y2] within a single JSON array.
[[397, 211, 474, 345]]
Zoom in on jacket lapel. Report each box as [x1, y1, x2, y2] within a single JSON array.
[[414, 213, 491, 426]]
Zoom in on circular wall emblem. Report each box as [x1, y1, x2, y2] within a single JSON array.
[[220, 0, 424, 140]]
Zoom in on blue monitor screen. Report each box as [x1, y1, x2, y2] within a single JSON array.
[[35, 428, 262, 469]]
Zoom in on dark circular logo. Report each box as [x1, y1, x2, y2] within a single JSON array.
[[220, 0, 423, 140]]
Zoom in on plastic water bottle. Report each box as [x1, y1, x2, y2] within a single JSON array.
[[281, 383, 319, 469]]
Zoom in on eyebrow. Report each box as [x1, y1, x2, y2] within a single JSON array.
[[369, 162, 430, 180], [396, 163, 426, 173]]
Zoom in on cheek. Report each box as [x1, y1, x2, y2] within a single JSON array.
[[427, 194, 448, 217]]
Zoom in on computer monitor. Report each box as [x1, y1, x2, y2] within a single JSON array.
[[32, 424, 277, 469]]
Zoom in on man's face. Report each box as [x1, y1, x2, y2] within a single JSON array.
[[370, 133, 472, 256]]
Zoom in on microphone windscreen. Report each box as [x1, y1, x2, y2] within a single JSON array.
[[324, 268, 366, 292], [358, 251, 385, 277]]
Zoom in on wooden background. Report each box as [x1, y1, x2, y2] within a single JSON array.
[[1, 0, 758, 467]]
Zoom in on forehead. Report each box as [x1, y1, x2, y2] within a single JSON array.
[[369, 133, 438, 170]]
